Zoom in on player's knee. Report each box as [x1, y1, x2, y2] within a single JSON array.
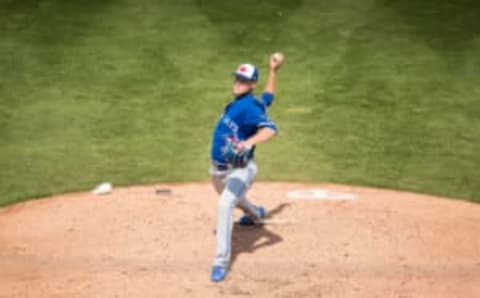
[[218, 191, 236, 213], [226, 177, 247, 195]]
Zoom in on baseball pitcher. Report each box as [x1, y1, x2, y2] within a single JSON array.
[[209, 53, 284, 282]]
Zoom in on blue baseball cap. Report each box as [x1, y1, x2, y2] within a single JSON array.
[[234, 63, 259, 82]]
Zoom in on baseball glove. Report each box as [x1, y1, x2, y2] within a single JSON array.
[[221, 137, 252, 168]]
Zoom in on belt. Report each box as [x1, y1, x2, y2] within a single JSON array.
[[213, 163, 231, 171], [212, 159, 254, 171]]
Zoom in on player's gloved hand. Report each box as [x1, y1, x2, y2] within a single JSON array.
[[222, 137, 252, 168]]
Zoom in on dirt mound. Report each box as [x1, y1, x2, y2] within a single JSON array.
[[1, 182, 479, 297]]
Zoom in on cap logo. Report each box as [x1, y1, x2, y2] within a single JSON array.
[[234, 63, 258, 81]]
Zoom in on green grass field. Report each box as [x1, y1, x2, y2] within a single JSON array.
[[1, 0, 479, 205]]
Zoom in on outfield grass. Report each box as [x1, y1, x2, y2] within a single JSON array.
[[1, 0, 479, 205]]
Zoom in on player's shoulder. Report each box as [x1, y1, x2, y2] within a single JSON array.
[[232, 93, 265, 113], [245, 93, 266, 110]]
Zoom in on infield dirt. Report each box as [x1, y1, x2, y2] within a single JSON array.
[[1, 182, 479, 297]]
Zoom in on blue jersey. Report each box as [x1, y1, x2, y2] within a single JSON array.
[[211, 92, 278, 164]]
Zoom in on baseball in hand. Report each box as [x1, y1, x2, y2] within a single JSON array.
[[270, 52, 285, 70], [272, 52, 284, 63]]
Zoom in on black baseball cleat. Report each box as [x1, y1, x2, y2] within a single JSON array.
[[239, 206, 266, 226]]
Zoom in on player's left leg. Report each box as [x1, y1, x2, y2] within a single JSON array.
[[210, 161, 258, 215], [235, 161, 266, 225], [237, 196, 266, 225], [236, 196, 259, 217]]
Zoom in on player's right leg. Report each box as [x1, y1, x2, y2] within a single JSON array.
[[211, 161, 257, 282], [212, 173, 248, 264], [210, 164, 233, 282], [210, 164, 228, 194], [211, 174, 245, 282]]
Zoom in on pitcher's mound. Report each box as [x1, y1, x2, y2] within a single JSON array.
[[1, 182, 479, 297]]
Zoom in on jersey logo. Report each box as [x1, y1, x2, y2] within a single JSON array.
[[222, 115, 239, 134]]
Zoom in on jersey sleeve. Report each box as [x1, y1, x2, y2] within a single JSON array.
[[244, 104, 278, 133], [261, 92, 275, 107]]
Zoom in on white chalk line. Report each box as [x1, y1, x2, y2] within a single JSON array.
[[287, 189, 357, 201]]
